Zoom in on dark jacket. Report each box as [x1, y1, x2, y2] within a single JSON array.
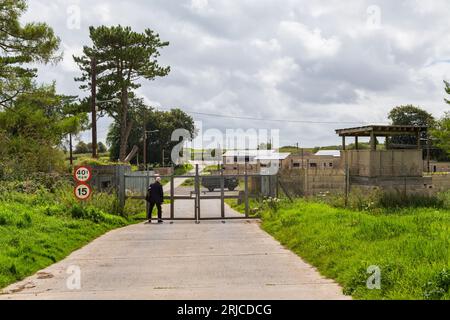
[[146, 181, 164, 204]]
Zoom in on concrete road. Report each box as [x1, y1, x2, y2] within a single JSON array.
[[0, 199, 349, 300]]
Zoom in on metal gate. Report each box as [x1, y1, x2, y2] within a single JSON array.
[[119, 164, 275, 221]]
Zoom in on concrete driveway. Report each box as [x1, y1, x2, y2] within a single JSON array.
[[0, 199, 349, 300]]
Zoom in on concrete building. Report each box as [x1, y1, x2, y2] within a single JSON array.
[[335, 125, 432, 194], [222, 150, 291, 173], [287, 150, 341, 170]]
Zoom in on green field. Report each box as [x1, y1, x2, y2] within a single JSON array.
[[0, 182, 145, 289], [247, 199, 450, 299]]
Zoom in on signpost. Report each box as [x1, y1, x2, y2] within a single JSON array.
[[74, 166, 93, 201]]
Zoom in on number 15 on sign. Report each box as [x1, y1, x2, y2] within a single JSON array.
[[74, 183, 92, 201]]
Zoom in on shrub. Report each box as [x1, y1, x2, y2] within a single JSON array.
[[423, 269, 450, 300]]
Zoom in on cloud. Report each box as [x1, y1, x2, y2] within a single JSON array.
[[22, 0, 450, 147]]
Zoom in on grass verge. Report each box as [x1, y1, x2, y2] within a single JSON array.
[[0, 183, 145, 290], [231, 198, 450, 300]]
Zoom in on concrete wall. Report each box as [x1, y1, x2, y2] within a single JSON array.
[[431, 174, 450, 193], [278, 168, 345, 196], [341, 150, 422, 177]]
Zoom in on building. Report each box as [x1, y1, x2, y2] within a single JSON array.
[[286, 150, 341, 170], [427, 161, 450, 173], [222, 150, 291, 173], [335, 124, 432, 194]]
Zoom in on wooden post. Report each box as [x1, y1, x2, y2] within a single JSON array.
[[417, 131, 421, 150], [69, 133, 73, 166], [143, 112, 147, 166], [370, 132, 376, 151], [426, 132, 431, 173], [117, 165, 126, 214], [90, 57, 98, 159], [355, 136, 359, 150], [305, 159, 309, 196], [342, 136, 346, 151]]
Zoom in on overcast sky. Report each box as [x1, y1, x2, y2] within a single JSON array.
[[23, 0, 450, 148]]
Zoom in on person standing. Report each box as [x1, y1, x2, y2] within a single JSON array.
[[146, 176, 164, 223]]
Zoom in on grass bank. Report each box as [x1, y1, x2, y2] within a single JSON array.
[[229, 197, 450, 299], [0, 180, 145, 289]]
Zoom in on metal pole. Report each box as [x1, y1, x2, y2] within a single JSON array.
[[244, 172, 249, 218], [220, 170, 225, 219], [170, 175, 175, 219], [244, 162, 249, 217], [195, 164, 200, 224]]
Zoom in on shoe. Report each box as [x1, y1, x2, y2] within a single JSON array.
[[158, 220, 163, 224]]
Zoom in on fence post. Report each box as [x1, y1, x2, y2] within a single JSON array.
[[244, 171, 249, 218], [220, 170, 225, 219], [170, 175, 175, 219], [195, 164, 200, 223], [305, 160, 309, 196], [116, 165, 126, 214], [345, 163, 349, 207]]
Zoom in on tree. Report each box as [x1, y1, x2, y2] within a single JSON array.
[[97, 142, 107, 154], [388, 105, 435, 148], [107, 107, 195, 166], [74, 25, 170, 161], [0, 0, 60, 108], [0, 83, 85, 176], [431, 113, 450, 157], [74, 141, 89, 154]]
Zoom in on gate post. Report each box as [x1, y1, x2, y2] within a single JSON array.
[[220, 170, 225, 219], [170, 175, 175, 219], [244, 172, 249, 218], [116, 165, 126, 214], [195, 164, 200, 223]]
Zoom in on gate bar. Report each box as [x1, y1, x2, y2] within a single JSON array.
[[220, 170, 225, 218], [170, 175, 174, 219]]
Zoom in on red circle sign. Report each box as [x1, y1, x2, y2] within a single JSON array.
[[74, 183, 92, 201], [74, 166, 92, 183]]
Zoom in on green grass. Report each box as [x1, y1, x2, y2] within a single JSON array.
[[230, 197, 450, 300], [0, 184, 144, 290]]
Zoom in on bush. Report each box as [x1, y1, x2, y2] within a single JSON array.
[[423, 269, 450, 300]]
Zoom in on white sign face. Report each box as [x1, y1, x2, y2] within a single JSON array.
[[74, 166, 91, 183], [74, 184, 92, 201]]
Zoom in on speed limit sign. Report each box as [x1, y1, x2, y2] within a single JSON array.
[[74, 166, 92, 183], [74, 183, 92, 201]]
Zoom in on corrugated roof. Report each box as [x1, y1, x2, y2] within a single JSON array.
[[255, 153, 291, 160], [314, 150, 341, 157], [223, 150, 276, 157]]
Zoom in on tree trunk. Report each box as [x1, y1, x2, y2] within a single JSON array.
[[119, 88, 129, 162], [69, 133, 73, 166]]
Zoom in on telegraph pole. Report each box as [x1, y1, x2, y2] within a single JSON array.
[[143, 111, 147, 168], [90, 57, 98, 159]]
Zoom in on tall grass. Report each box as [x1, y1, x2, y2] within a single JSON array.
[[258, 200, 450, 300], [0, 177, 145, 289]]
